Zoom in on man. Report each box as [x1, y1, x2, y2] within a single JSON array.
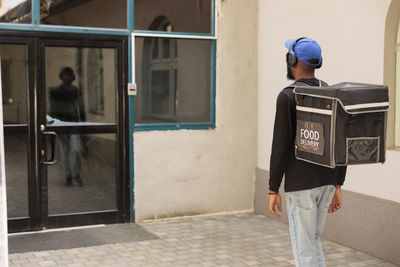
[[49, 67, 85, 186], [268, 37, 347, 267]]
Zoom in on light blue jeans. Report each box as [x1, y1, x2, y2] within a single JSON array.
[[286, 185, 336, 267], [59, 134, 82, 178]]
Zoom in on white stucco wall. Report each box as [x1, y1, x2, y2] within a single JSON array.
[[134, 0, 258, 222], [258, 0, 400, 203]]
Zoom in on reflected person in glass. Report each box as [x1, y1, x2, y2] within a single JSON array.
[[49, 67, 85, 186]]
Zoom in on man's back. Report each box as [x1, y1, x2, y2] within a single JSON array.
[[269, 78, 346, 193]]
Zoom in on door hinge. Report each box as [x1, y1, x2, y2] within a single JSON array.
[[127, 83, 137, 96]]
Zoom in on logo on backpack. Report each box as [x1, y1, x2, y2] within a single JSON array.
[[296, 120, 324, 155]]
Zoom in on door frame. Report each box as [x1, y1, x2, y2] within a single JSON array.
[[1, 30, 130, 232]]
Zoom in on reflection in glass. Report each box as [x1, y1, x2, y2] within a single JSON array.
[[0, 0, 31, 24], [151, 70, 170, 116], [5, 131, 29, 218], [49, 67, 86, 123], [1, 44, 29, 218], [48, 134, 117, 215], [135, 37, 211, 123], [1, 44, 28, 124], [163, 39, 170, 59], [40, 0, 126, 29], [45, 46, 116, 125], [134, 0, 212, 33]]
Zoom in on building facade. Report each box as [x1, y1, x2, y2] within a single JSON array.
[[1, 0, 399, 265], [0, 0, 258, 232]]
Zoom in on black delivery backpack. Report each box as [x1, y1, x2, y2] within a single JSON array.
[[293, 82, 389, 168]]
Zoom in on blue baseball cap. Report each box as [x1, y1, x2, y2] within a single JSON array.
[[285, 37, 322, 67]]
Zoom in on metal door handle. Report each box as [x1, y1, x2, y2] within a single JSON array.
[[41, 131, 59, 165]]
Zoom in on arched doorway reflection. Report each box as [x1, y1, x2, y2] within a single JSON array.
[[141, 16, 178, 122]]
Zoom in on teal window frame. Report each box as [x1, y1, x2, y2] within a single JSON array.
[[133, 1, 217, 131], [133, 34, 216, 131]]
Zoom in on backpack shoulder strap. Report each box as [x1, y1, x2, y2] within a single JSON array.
[[283, 81, 310, 92], [292, 81, 309, 87], [287, 79, 328, 89], [320, 80, 329, 87], [290, 80, 328, 104]]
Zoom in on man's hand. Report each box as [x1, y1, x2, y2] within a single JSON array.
[[268, 191, 282, 218], [328, 185, 342, 213]]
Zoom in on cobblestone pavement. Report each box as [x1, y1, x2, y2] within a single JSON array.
[[8, 213, 397, 267]]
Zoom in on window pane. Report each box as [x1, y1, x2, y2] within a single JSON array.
[[135, 37, 211, 123], [134, 0, 212, 33], [48, 133, 117, 214], [1, 44, 29, 218], [41, 0, 127, 29], [0, 0, 31, 24], [5, 131, 29, 218], [45, 46, 117, 124], [2, 44, 28, 124]]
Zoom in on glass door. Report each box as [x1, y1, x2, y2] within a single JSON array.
[[38, 38, 129, 228], [2, 33, 129, 232], [1, 40, 34, 231]]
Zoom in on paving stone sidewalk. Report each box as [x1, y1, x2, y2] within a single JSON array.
[[8, 213, 397, 267]]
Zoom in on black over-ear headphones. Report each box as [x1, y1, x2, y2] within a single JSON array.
[[286, 37, 322, 69], [59, 67, 76, 81]]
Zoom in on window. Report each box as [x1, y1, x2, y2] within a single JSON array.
[[45, 46, 117, 124], [134, 0, 212, 34], [136, 37, 212, 123], [134, 0, 215, 127], [0, 0, 31, 24], [41, 0, 127, 28], [1, 44, 28, 124], [0, 0, 127, 28], [143, 17, 178, 121]]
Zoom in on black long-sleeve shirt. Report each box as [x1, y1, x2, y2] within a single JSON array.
[[269, 78, 346, 193], [49, 84, 86, 122]]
